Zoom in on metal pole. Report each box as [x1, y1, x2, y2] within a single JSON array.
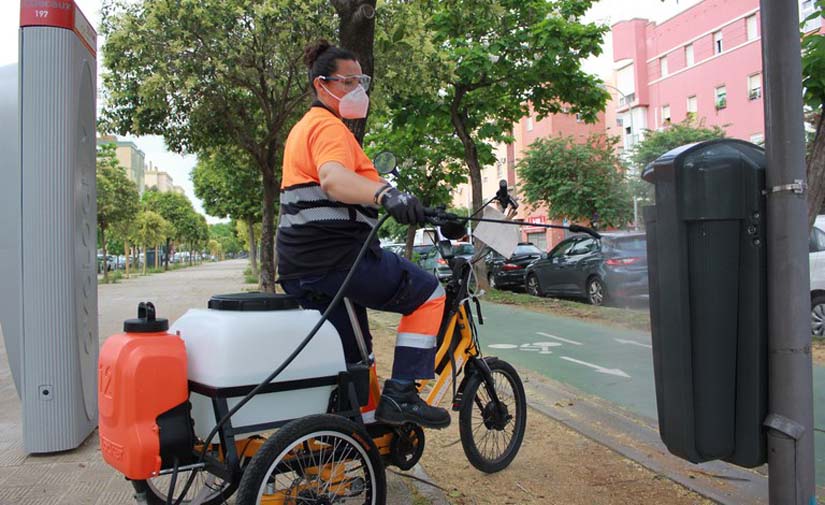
[[600, 83, 634, 151], [759, 1, 816, 503]]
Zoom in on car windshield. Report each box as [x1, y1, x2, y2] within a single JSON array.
[[453, 244, 475, 255], [513, 244, 542, 256], [413, 245, 435, 254]]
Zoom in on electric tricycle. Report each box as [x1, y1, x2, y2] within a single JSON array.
[[97, 153, 599, 505]]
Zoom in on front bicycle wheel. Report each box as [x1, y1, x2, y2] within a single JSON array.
[[235, 414, 386, 505], [459, 359, 527, 473]]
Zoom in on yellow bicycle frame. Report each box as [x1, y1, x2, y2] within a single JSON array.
[[420, 302, 479, 406]]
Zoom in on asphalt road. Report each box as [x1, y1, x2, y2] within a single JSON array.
[[473, 300, 825, 488]]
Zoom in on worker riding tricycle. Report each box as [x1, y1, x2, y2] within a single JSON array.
[[97, 37, 606, 504], [97, 160, 601, 505]]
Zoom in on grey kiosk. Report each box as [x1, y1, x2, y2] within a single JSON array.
[[0, 1, 98, 452]]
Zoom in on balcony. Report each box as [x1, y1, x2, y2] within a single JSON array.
[[618, 92, 636, 108]]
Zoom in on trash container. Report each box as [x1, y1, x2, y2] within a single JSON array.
[[642, 139, 767, 468]]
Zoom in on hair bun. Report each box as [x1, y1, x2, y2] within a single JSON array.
[[304, 39, 332, 68]]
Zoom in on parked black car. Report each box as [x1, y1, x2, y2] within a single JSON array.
[[523, 232, 648, 305], [484, 243, 544, 290]]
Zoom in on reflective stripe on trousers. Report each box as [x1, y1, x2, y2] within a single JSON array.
[[392, 283, 446, 380]]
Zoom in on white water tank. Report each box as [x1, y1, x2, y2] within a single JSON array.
[[170, 294, 347, 440]]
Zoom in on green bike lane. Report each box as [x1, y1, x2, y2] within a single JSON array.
[[475, 301, 825, 487]]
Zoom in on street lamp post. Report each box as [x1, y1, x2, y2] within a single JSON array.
[[599, 82, 635, 152], [601, 83, 641, 230]]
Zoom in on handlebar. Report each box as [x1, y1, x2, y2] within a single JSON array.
[[422, 206, 601, 239]]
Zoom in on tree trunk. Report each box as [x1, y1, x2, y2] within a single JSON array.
[[142, 245, 147, 275], [449, 91, 484, 214], [246, 216, 259, 278], [101, 226, 109, 283], [260, 160, 278, 293], [332, 0, 377, 145], [124, 240, 130, 278], [808, 112, 825, 230], [449, 91, 490, 286], [404, 225, 415, 261], [154, 245, 159, 270]]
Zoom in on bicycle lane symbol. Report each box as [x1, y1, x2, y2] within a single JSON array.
[[487, 342, 562, 354]]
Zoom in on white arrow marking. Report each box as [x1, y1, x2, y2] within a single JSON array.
[[488, 344, 519, 349], [536, 332, 583, 346], [560, 356, 631, 378], [613, 338, 652, 349]]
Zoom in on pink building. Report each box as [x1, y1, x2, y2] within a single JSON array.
[[611, 0, 822, 150], [611, 0, 769, 149]]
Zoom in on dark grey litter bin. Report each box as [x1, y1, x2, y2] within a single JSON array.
[[642, 139, 767, 468]]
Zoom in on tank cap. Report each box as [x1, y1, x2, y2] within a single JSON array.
[[208, 292, 301, 311], [123, 302, 170, 333]]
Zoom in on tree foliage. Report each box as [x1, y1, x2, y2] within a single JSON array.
[[141, 189, 203, 268], [191, 146, 263, 277], [366, 103, 467, 252], [133, 210, 171, 273], [209, 223, 243, 256], [802, 0, 825, 228], [386, 0, 609, 214], [96, 142, 140, 282], [518, 135, 632, 229], [100, 0, 336, 291], [192, 147, 262, 223]]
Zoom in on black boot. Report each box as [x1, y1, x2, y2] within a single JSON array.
[[375, 380, 451, 429]]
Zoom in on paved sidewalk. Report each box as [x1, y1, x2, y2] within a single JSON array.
[[0, 260, 440, 505]]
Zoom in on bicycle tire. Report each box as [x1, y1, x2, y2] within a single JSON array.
[[235, 414, 386, 505], [458, 359, 527, 473]]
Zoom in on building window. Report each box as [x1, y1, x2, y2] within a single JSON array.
[[750, 133, 764, 145], [801, 0, 822, 32], [748, 73, 762, 100], [496, 161, 504, 179], [526, 116, 533, 131], [714, 31, 723, 54], [685, 44, 694, 66], [687, 96, 698, 120], [662, 105, 671, 125], [660, 56, 668, 77], [715, 86, 727, 109], [746, 15, 758, 40], [575, 113, 583, 123]]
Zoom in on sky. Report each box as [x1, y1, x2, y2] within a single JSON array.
[[0, 0, 700, 222]]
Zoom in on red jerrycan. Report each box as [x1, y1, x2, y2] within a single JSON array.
[[98, 302, 193, 480]]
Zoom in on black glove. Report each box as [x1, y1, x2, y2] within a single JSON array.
[[380, 187, 426, 225]]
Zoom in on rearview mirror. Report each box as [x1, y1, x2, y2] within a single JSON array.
[[373, 151, 398, 175]]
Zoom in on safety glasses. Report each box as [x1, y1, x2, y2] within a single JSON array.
[[320, 74, 371, 92]]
